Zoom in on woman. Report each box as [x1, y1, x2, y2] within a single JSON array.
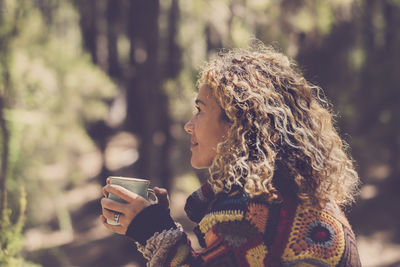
[[100, 44, 361, 266]]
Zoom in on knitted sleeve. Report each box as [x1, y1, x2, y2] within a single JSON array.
[[126, 204, 177, 245], [125, 204, 195, 266], [134, 223, 190, 267], [131, 189, 272, 267], [135, 219, 258, 267]]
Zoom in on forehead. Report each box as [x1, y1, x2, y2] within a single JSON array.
[[197, 84, 214, 101], [196, 84, 223, 113]]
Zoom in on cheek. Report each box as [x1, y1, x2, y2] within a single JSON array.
[[191, 138, 218, 169], [201, 129, 225, 159], [214, 123, 229, 144], [198, 139, 218, 158]]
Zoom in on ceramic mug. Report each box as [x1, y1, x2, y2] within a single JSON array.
[[106, 176, 158, 225]]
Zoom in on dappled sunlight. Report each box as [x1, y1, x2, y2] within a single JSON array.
[[105, 132, 139, 171], [63, 183, 102, 210], [24, 228, 74, 252], [366, 164, 391, 181], [24, 183, 104, 251], [359, 184, 378, 200], [78, 149, 104, 180], [106, 91, 127, 128], [69, 218, 112, 247]]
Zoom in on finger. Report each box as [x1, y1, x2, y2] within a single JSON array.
[[101, 205, 120, 221], [103, 178, 111, 197], [154, 187, 169, 207], [103, 186, 109, 198], [154, 187, 168, 199], [101, 197, 128, 213], [100, 215, 126, 235], [103, 184, 143, 203], [100, 212, 130, 229]]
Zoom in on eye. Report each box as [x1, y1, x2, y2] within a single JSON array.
[[193, 105, 202, 114]]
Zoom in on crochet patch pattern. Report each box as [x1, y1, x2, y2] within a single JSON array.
[[199, 190, 248, 235], [246, 202, 269, 233], [185, 182, 215, 223], [202, 250, 239, 267], [214, 221, 260, 248], [199, 210, 244, 234], [204, 228, 219, 247], [245, 243, 268, 267], [200, 239, 230, 263], [169, 244, 190, 267], [281, 205, 345, 266], [135, 183, 360, 266]]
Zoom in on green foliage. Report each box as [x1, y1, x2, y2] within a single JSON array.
[[7, 1, 117, 227], [0, 0, 33, 265], [0, 188, 27, 266], [1, 0, 117, 265]]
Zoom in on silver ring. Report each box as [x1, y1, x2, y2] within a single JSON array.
[[113, 212, 120, 223]]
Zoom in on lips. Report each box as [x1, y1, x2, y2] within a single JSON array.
[[190, 140, 198, 149]]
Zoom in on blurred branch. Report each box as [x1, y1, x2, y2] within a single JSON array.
[[0, 94, 9, 219], [0, 0, 12, 220]]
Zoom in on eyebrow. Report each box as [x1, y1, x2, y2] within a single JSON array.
[[195, 99, 206, 106]]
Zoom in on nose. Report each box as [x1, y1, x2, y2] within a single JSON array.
[[184, 118, 194, 134]]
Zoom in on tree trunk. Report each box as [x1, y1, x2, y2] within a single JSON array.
[[126, 0, 162, 184], [166, 0, 181, 79], [106, 0, 121, 79], [156, 0, 183, 190], [382, 0, 400, 189], [74, 0, 99, 64]]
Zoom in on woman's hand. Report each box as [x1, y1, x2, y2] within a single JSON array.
[[100, 183, 150, 235], [153, 187, 169, 208]]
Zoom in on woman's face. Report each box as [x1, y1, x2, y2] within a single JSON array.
[[184, 84, 230, 169]]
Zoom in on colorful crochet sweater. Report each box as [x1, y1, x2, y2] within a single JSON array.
[[126, 182, 361, 267]]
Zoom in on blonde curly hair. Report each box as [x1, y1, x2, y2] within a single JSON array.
[[199, 43, 359, 207]]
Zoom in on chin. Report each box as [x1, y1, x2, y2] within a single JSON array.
[[190, 159, 212, 169], [190, 162, 207, 169]]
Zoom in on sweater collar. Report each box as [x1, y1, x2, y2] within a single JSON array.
[[184, 182, 215, 223]]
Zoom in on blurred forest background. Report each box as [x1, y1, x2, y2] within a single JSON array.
[[0, 0, 399, 266]]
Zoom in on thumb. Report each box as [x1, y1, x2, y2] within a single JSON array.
[[154, 187, 169, 208]]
